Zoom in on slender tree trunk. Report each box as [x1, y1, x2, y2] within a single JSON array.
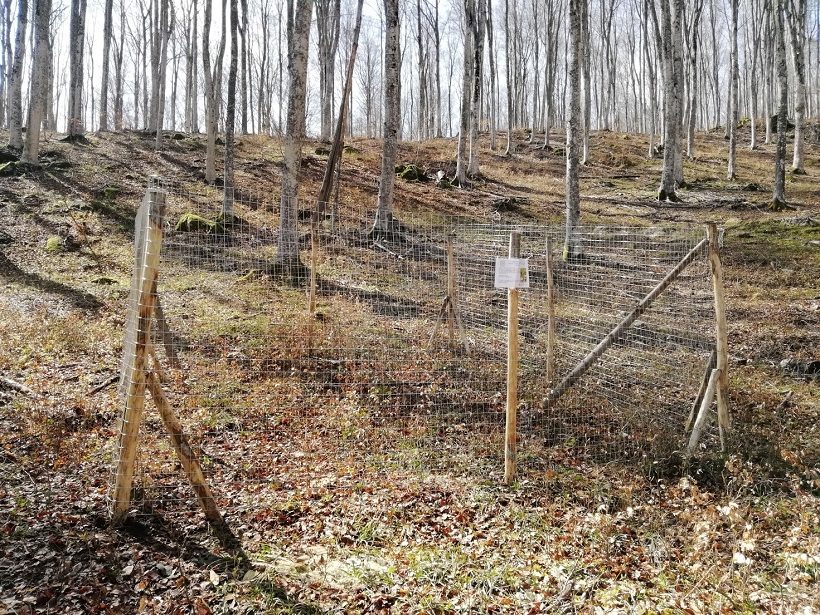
[[486, 0, 496, 149], [788, 0, 807, 173], [277, 0, 313, 262], [456, 0, 474, 182], [99, 0, 113, 131], [23, 0, 50, 163], [239, 0, 248, 133], [772, 0, 788, 208], [467, 0, 486, 176], [727, 0, 738, 179], [202, 0, 226, 183], [658, 0, 679, 201], [67, 0, 87, 137], [373, 0, 399, 230], [581, 0, 590, 164], [223, 0, 238, 218], [7, 0, 27, 151], [504, 0, 512, 155], [154, 0, 169, 149], [565, 0, 583, 260]]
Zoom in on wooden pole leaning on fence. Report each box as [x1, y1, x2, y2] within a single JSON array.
[[707, 223, 730, 447], [504, 231, 521, 485], [545, 237, 556, 385], [429, 233, 469, 354], [541, 235, 710, 410], [112, 186, 236, 549], [686, 368, 720, 457]]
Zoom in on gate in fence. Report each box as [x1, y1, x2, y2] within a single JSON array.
[[110, 178, 728, 538]]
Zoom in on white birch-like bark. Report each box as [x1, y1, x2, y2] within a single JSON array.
[[773, 0, 788, 207], [7, 0, 27, 151], [22, 0, 51, 163], [565, 0, 583, 259], [67, 0, 87, 137], [374, 0, 399, 231], [202, 0, 226, 184], [467, 0, 486, 176], [222, 0, 238, 218], [277, 0, 312, 261], [456, 0, 474, 182], [787, 0, 807, 173], [727, 0, 738, 179], [99, 0, 113, 130]]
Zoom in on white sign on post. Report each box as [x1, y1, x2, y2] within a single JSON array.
[[494, 257, 530, 289]]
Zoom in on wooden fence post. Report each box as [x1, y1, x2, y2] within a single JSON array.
[[545, 237, 556, 385], [112, 187, 166, 524], [707, 223, 730, 447], [504, 231, 521, 485]]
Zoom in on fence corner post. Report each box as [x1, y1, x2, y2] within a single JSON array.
[[504, 230, 521, 485]]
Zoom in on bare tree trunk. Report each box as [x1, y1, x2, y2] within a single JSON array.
[[316, 0, 340, 142], [581, 0, 590, 164], [23, 0, 50, 163], [504, 0, 512, 155], [67, 0, 87, 138], [467, 0, 486, 176], [565, 0, 583, 260], [277, 0, 312, 262], [787, 0, 807, 173], [455, 0, 474, 182], [239, 0, 248, 133], [658, 0, 680, 201], [202, 0, 226, 183], [772, 0, 788, 208], [486, 0, 496, 149], [222, 0, 238, 218], [727, 0, 738, 179], [374, 0, 399, 231], [687, 0, 703, 158], [154, 0, 169, 149], [7, 0, 27, 151], [113, 0, 125, 130], [99, 0, 113, 131]]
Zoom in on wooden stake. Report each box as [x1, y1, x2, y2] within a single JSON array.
[[686, 368, 720, 457], [446, 234, 456, 344], [542, 237, 709, 410], [685, 349, 717, 432], [308, 219, 318, 315], [707, 224, 730, 444], [144, 369, 236, 547], [545, 237, 556, 385], [112, 188, 166, 524], [505, 231, 521, 485]]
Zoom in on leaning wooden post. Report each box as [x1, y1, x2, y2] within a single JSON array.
[[446, 234, 457, 344], [144, 370, 237, 547], [308, 217, 318, 315], [504, 231, 521, 485], [545, 237, 556, 385], [686, 367, 720, 457], [112, 186, 166, 524], [707, 223, 730, 446]]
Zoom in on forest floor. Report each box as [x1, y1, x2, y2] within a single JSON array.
[[0, 126, 819, 614]]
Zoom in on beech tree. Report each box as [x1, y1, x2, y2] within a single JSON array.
[[67, 0, 86, 138], [772, 0, 788, 208], [223, 0, 238, 218], [565, 0, 583, 259], [202, 0, 226, 184], [23, 0, 51, 163], [7, 0, 27, 151], [373, 0, 399, 232], [276, 0, 312, 264], [727, 0, 738, 180], [316, 0, 340, 142], [787, 0, 807, 174]]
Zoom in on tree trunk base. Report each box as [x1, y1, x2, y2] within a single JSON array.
[[791, 167, 807, 176], [769, 198, 794, 211], [658, 187, 679, 203]]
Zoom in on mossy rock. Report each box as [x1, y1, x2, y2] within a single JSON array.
[[45, 236, 63, 253], [395, 164, 429, 182], [343, 145, 361, 155], [315, 146, 331, 156], [103, 186, 120, 201], [175, 212, 224, 234]]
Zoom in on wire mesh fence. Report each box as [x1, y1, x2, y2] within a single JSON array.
[[112, 179, 719, 519]]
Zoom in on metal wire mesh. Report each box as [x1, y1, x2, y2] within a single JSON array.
[[113, 179, 718, 517]]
